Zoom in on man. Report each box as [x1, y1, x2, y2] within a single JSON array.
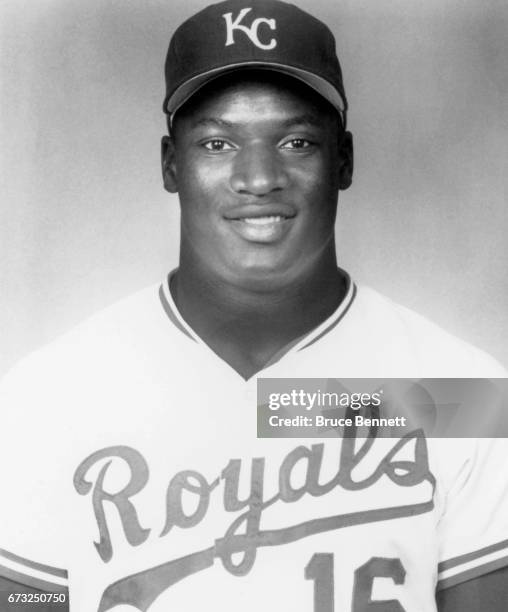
[[0, 1, 507, 611]]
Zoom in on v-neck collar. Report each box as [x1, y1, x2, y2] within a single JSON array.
[[158, 269, 357, 381]]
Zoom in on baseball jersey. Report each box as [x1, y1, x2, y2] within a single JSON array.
[[0, 270, 507, 611]]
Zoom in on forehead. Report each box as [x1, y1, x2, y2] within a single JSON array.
[[173, 70, 338, 129]]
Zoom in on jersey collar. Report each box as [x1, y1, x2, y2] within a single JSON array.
[[158, 269, 357, 376]]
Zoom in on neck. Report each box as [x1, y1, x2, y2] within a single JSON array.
[[171, 248, 348, 378]]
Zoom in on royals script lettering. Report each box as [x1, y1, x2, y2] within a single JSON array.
[[73, 428, 435, 611]]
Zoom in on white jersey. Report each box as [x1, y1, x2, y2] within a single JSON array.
[[0, 272, 507, 612]]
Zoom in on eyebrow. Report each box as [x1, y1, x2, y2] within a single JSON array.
[[191, 113, 325, 130], [281, 114, 324, 128], [192, 118, 235, 129]]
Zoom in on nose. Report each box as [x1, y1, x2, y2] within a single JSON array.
[[230, 144, 289, 196]]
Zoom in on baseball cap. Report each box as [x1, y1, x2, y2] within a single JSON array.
[[163, 0, 348, 128]]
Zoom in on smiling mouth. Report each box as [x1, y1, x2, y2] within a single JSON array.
[[228, 214, 295, 243]]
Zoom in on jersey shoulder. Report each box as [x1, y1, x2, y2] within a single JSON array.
[[0, 282, 183, 415], [350, 285, 506, 377]]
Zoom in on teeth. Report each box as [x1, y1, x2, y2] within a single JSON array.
[[242, 216, 285, 225]]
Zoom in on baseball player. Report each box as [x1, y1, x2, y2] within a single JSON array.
[[0, 1, 507, 611]]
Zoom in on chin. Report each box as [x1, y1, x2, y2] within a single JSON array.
[[227, 258, 296, 292]]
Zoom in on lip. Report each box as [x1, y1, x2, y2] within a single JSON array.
[[223, 203, 297, 243], [228, 215, 294, 243], [224, 203, 297, 221], [224, 203, 297, 243]]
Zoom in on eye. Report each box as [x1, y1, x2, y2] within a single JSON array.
[[202, 139, 235, 152], [280, 138, 313, 150]]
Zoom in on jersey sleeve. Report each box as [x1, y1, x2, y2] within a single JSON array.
[[436, 438, 508, 591], [0, 358, 69, 593]]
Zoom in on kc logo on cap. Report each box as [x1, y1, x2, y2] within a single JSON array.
[[223, 8, 277, 50]]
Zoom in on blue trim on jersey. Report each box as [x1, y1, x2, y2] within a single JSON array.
[[0, 548, 67, 578], [438, 538, 508, 573], [299, 283, 357, 351], [0, 564, 68, 593], [158, 284, 196, 342], [437, 555, 508, 591]]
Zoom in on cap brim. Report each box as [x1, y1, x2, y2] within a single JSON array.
[[166, 62, 346, 123]]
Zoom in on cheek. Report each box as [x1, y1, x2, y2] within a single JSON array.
[[298, 164, 339, 218], [177, 169, 221, 223], [177, 164, 236, 254], [177, 152, 230, 207]]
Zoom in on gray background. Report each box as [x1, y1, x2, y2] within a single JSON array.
[[1, 0, 507, 376]]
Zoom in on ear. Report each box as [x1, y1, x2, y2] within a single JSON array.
[[338, 131, 354, 191], [161, 135, 178, 193]]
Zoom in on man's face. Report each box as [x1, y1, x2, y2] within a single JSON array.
[[162, 72, 353, 290]]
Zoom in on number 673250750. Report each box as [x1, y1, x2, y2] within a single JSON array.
[[305, 554, 406, 611]]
